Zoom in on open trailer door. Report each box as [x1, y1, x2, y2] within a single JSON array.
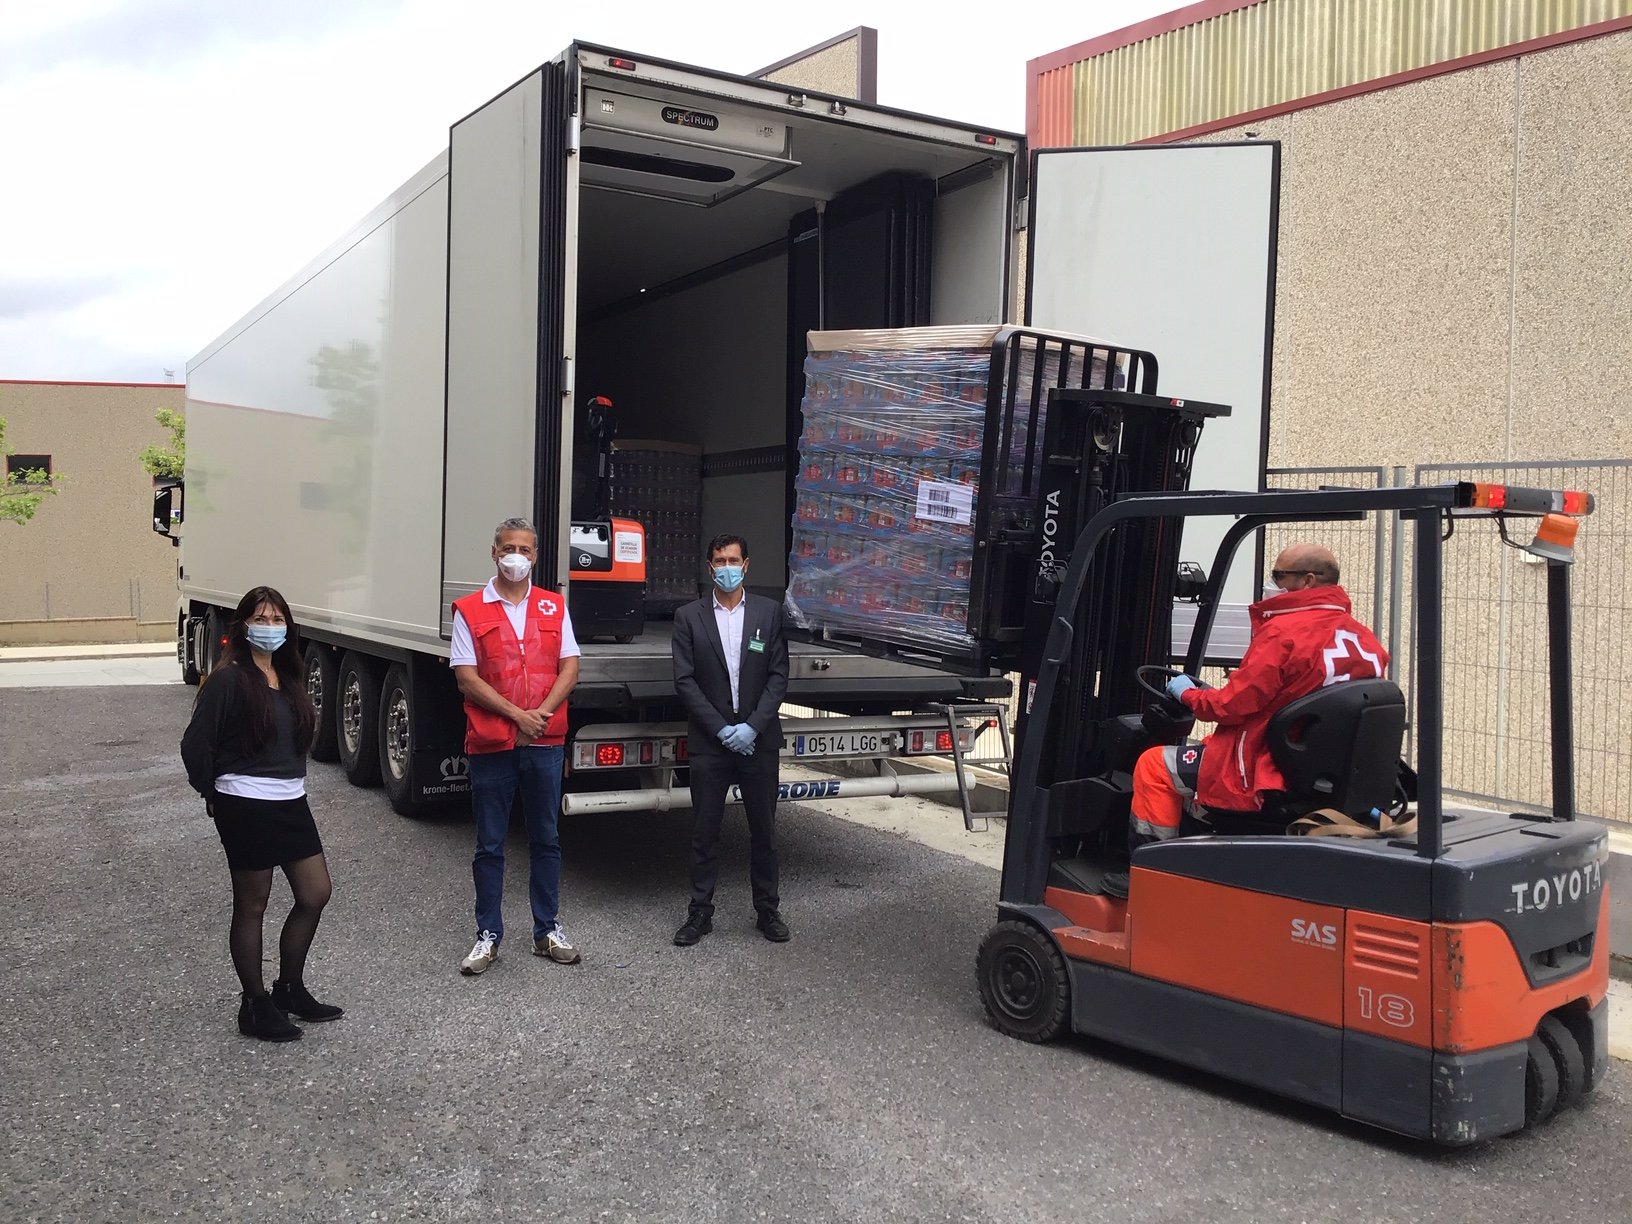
[[441, 60, 575, 631], [1026, 141, 1280, 619]]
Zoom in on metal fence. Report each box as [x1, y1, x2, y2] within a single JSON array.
[[1413, 460, 1630, 824]]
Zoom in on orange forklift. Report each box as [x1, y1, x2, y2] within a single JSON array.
[[953, 375, 1605, 1143]]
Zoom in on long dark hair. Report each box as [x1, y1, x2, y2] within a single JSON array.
[[208, 586, 317, 754]]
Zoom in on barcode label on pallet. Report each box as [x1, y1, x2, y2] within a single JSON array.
[[914, 480, 973, 525]]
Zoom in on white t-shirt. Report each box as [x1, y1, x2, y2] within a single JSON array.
[[450, 579, 581, 668]]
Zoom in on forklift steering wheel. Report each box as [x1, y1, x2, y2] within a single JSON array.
[[1136, 665, 1188, 703]]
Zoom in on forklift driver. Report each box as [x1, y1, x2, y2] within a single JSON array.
[[1102, 544, 1388, 898]]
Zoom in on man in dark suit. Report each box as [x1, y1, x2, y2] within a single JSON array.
[[670, 532, 790, 946]]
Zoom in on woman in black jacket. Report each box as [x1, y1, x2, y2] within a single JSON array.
[[181, 586, 342, 1042]]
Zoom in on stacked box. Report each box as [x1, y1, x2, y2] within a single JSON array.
[[785, 327, 1114, 655], [608, 440, 702, 616]]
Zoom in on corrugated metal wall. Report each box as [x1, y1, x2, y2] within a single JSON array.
[[1036, 0, 1632, 146]]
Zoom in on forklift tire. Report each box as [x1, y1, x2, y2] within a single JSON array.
[[336, 652, 382, 787], [1537, 1013, 1587, 1112], [977, 920, 1071, 1043], [306, 645, 340, 763], [1558, 1008, 1603, 1095], [1523, 1034, 1560, 1127]]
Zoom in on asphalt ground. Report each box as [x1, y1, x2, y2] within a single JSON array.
[[2, 682, 1630, 1224]]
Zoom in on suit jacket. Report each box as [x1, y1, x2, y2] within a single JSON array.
[[672, 591, 788, 758]]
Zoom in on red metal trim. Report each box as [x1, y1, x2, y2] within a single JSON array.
[[1027, 0, 1265, 76], [0, 379, 183, 389]]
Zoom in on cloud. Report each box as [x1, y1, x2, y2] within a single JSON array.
[[0, 0, 404, 77], [0, 271, 151, 321]]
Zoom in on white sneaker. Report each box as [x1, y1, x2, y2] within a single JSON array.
[[535, 923, 581, 964], [460, 931, 499, 975]]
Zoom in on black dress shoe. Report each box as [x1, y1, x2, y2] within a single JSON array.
[[271, 978, 344, 1022], [755, 909, 790, 943], [674, 912, 713, 946], [238, 992, 302, 1042]]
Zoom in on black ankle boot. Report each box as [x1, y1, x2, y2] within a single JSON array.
[[238, 991, 302, 1042], [271, 979, 344, 1022]]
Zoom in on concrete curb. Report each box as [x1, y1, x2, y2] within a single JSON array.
[[0, 642, 174, 663]]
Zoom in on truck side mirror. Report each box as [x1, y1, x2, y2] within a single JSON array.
[[153, 482, 183, 545], [1175, 560, 1207, 602]]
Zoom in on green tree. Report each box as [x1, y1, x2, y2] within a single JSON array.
[[0, 414, 64, 527], [139, 407, 185, 480]]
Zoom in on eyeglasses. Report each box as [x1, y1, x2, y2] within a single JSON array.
[[1270, 569, 1315, 582]]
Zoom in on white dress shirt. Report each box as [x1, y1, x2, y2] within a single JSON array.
[[712, 590, 745, 712]]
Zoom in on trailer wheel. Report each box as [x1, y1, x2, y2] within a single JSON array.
[[977, 919, 1071, 1043], [180, 615, 201, 686], [378, 663, 418, 816], [336, 652, 381, 787], [201, 609, 225, 677], [1537, 1013, 1587, 1112], [305, 645, 340, 763], [1523, 1033, 1560, 1127]]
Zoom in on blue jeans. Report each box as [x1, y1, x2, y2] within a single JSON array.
[[468, 745, 564, 943]]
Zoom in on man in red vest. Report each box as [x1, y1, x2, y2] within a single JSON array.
[[1103, 544, 1388, 898], [451, 517, 582, 974]]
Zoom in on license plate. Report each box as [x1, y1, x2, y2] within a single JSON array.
[[793, 731, 897, 758]]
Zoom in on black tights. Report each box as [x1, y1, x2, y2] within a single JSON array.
[[228, 853, 333, 996]]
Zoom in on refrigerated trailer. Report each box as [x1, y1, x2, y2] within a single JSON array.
[[156, 42, 1281, 817]]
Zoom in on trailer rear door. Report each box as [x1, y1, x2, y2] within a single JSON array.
[[1026, 142, 1281, 609], [441, 62, 574, 633]]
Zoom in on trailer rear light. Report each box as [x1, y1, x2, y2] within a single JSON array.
[[607, 56, 638, 71], [639, 742, 654, 765], [975, 133, 998, 145], [935, 730, 954, 752], [596, 743, 624, 767], [909, 731, 924, 752], [676, 737, 688, 762]]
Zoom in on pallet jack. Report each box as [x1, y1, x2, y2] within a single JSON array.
[[966, 383, 1605, 1144], [569, 394, 646, 642]]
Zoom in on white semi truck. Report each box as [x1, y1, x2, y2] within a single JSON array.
[[156, 41, 1280, 818]]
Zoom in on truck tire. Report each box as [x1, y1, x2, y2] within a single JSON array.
[[977, 919, 1071, 1043], [1537, 1013, 1587, 1112], [336, 652, 382, 786], [305, 645, 340, 763], [180, 615, 201, 686], [378, 663, 418, 816], [201, 609, 225, 677]]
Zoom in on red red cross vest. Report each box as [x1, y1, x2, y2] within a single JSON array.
[[452, 586, 568, 754]]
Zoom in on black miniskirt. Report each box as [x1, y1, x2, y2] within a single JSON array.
[[211, 792, 324, 871]]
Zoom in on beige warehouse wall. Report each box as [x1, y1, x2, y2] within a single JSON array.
[[0, 381, 182, 642], [1207, 28, 1632, 471]]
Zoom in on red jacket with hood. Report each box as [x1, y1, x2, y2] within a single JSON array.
[[1181, 583, 1388, 811]]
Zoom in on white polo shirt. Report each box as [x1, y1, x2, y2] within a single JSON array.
[[450, 579, 581, 667]]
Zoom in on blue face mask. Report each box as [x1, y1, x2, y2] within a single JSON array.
[[245, 624, 288, 653], [712, 564, 745, 593]]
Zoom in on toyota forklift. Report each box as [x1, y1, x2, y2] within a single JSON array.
[[840, 329, 1608, 1145]]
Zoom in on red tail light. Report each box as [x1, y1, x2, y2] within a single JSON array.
[[676, 737, 688, 762], [596, 743, 624, 767], [935, 730, 954, 752], [639, 742, 654, 765]]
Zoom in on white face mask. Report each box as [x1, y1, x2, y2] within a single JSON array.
[[497, 554, 533, 582]]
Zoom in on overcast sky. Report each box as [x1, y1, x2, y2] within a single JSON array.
[[0, 0, 1172, 383]]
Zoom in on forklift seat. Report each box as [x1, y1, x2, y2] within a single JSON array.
[[1262, 678, 1406, 819]]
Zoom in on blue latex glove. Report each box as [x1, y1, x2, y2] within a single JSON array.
[[716, 723, 737, 746], [723, 723, 758, 756], [1166, 674, 1199, 701]]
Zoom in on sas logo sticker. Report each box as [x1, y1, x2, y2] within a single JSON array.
[[1291, 918, 1339, 949]]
